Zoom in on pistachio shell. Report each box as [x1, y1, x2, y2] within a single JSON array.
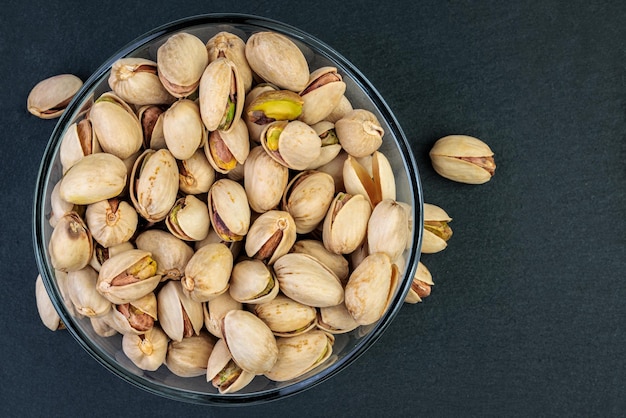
[[59, 153, 127, 205], [421, 203, 453, 254], [265, 330, 334, 382], [163, 98, 205, 160], [108, 292, 157, 334], [245, 32, 309, 91], [205, 118, 250, 174], [85, 199, 138, 248], [206, 31, 253, 92], [203, 292, 242, 339], [199, 57, 244, 132], [260, 120, 321, 170], [429, 135, 496, 184], [299, 67, 346, 125], [135, 229, 193, 281], [245, 210, 297, 265], [178, 149, 216, 195], [138, 104, 167, 149], [304, 121, 342, 169], [325, 94, 353, 123], [335, 109, 384, 158], [48, 211, 93, 272], [229, 259, 279, 304], [59, 119, 100, 174], [165, 332, 216, 377], [291, 239, 349, 285], [367, 199, 409, 262], [282, 170, 335, 234], [182, 243, 233, 302], [48, 180, 74, 228], [27, 74, 82, 119], [207, 179, 250, 242], [35, 275, 63, 331], [66, 266, 112, 318], [322, 193, 372, 255], [405, 261, 434, 304], [90, 241, 134, 273], [108, 57, 175, 105], [244, 146, 289, 213], [222, 309, 278, 374], [165, 195, 210, 242], [122, 326, 169, 371], [206, 338, 255, 394], [157, 280, 204, 342], [274, 253, 344, 308], [317, 303, 359, 334], [317, 150, 349, 193], [157, 32, 208, 97], [253, 294, 317, 337]]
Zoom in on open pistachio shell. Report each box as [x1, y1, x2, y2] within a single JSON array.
[[108, 292, 157, 335], [343, 151, 395, 208], [422, 203, 453, 254], [67, 266, 112, 318], [244, 146, 289, 213], [48, 211, 93, 272], [49, 180, 74, 228], [35, 275, 63, 331], [206, 338, 256, 394], [199, 57, 245, 133], [322, 192, 372, 255], [205, 118, 250, 174], [178, 149, 216, 195], [429, 135, 496, 184], [253, 294, 317, 338], [59, 118, 100, 174], [222, 309, 278, 375], [122, 326, 169, 371], [405, 261, 434, 304], [325, 94, 353, 123], [291, 239, 349, 285], [157, 32, 208, 98], [203, 291, 242, 339], [157, 280, 204, 342], [138, 104, 167, 149], [108, 57, 175, 105], [282, 170, 335, 234], [27, 74, 82, 119], [299, 67, 346, 125], [245, 210, 297, 265], [165, 195, 210, 242], [182, 243, 233, 302], [59, 153, 127, 205], [335, 109, 384, 158], [207, 31, 253, 93], [265, 330, 334, 382], [229, 259, 279, 305], [317, 302, 359, 334], [304, 121, 342, 170], [135, 229, 193, 281], [165, 331, 216, 378], [207, 179, 250, 242], [260, 120, 321, 170]]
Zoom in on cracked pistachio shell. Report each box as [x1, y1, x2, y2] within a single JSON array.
[[274, 253, 344, 308], [265, 330, 334, 382], [244, 83, 278, 142], [429, 135, 496, 184], [85, 198, 138, 248], [317, 302, 359, 334], [35, 275, 63, 331], [108, 57, 175, 105], [245, 32, 309, 92], [67, 266, 111, 318], [422, 203, 453, 254], [27, 74, 82, 119], [304, 121, 342, 170], [322, 193, 372, 255], [59, 153, 127, 205], [206, 31, 253, 93], [178, 149, 216, 194], [90, 241, 134, 273], [291, 239, 349, 285], [244, 146, 289, 213], [165, 195, 210, 242], [205, 118, 250, 174], [135, 229, 193, 281], [245, 210, 297, 265], [49, 180, 75, 228], [282, 170, 335, 234], [163, 98, 206, 160], [207, 338, 256, 394], [157, 32, 208, 97], [260, 120, 321, 170], [157, 280, 204, 342], [199, 57, 245, 133], [253, 294, 317, 338], [89, 92, 142, 159], [222, 309, 278, 374], [96, 249, 162, 305], [344, 252, 399, 325], [367, 199, 409, 262], [122, 326, 169, 371], [138, 104, 167, 150], [49, 211, 93, 272], [229, 259, 279, 305], [203, 291, 242, 339], [207, 179, 250, 242], [335, 109, 384, 158], [343, 151, 396, 209], [59, 118, 100, 174], [166, 331, 216, 377], [299, 67, 346, 125], [325, 94, 353, 123], [183, 243, 233, 302], [108, 292, 157, 335], [130, 149, 179, 223], [405, 261, 434, 304]]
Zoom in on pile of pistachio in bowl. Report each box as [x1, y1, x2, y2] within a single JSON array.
[[31, 26, 496, 395]]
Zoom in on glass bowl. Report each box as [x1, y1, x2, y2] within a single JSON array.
[[33, 13, 423, 405]]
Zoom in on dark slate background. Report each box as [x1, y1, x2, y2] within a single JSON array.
[[2, 1, 624, 416]]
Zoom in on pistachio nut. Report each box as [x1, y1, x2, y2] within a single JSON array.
[[165, 331, 216, 378], [429, 135, 496, 184], [221, 309, 278, 375], [253, 294, 317, 337], [59, 153, 127, 205], [122, 326, 169, 371], [66, 266, 112, 318], [229, 259, 279, 305], [245, 32, 309, 91], [48, 211, 93, 272], [206, 31, 253, 93], [405, 261, 434, 304], [165, 195, 210, 242], [130, 149, 179, 223], [317, 302, 359, 334], [244, 83, 278, 142], [108, 57, 175, 105], [322, 192, 372, 255], [304, 121, 342, 170], [274, 253, 344, 308], [182, 242, 233, 302], [85, 198, 138, 248], [245, 210, 297, 265], [422, 203, 453, 254], [335, 109, 384, 158], [88, 92, 143, 160], [282, 170, 335, 234], [35, 275, 64, 331], [299, 67, 346, 125], [163, 98, 206, 160], [367, 199, 409, 262], [108, 292, 157, 334], [96, 249, 162, 305], [27, 74, 82, 119], [135, 229, 193, 281], [291, 239, 350, 285], [265, 330, 334, 382], [157, 280, 204, 342], [207, 338, 255, 394], [199, 57, 244, 133], [59, 118, 100, 174], [246, 90, 303, 125], [157, 32, 208, 97], [178, 149, 216, 195], [260, 120, 321, 170], [203, 291, 242, 339], [344, 252, 399, 325], [244, 146, 289, 213], [207, 179, 250, 242], [205, 118, 250, 174]]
